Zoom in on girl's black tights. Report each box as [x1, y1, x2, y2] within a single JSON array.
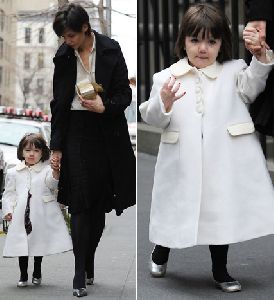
[[19, 256, 43, 281], [209, 244, 235, 283], [152, 244, 234, 283]]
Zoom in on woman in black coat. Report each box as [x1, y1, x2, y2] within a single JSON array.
[[50, 3, 135, 297], [245, 0, 274, 136]]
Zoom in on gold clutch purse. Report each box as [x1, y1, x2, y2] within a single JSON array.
[[76, 80, 103, 100]]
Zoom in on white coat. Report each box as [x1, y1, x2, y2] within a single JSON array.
[[140, 56, 274, 249], [2, 161, 72, 257]]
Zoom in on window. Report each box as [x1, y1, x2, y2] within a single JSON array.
[[37, 78, 44, 94], [38, 53, 44, 69], [25, 28, 31, 43], [0, 10, 4, 31], [0, 37, 3, 59], [0, 66, 2, 86], [24, 53, 30, 69], [23, 78, 30, 94], [38, 28, 45, 43]]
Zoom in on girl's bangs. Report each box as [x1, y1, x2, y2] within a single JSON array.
[[185, 17, 221, 39]]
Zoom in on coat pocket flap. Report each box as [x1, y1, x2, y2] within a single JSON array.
[[227, 122, 255, 136], [42, 195, 56, 203], [161, 131, 179, 143]]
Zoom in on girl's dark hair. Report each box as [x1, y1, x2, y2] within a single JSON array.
[[53, 3, 91, 37], [17, 133, 50, 162], [175, 3, 232, 63]]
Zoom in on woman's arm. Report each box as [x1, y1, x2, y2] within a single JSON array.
[[100, 47, 132, 114]]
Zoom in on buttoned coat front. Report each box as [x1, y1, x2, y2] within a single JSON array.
[[2, 162, 72, 257], [140, 56, 274, 249]]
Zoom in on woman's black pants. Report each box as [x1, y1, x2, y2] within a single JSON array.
[[71, 208, 105, 289]]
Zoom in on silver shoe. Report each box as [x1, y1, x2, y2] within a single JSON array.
[[215, 280, 242, 292], [32, 277, 42, 285], [149, 259, 167, 277], [86, 277, 94, 285], [73, 288, 87, 297], [17, 280, 28, 287]]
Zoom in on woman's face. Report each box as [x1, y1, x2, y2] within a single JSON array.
[[62, 25, 88, 49], [185, 30, 222, 69]]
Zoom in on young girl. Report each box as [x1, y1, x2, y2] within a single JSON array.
[[140, 3, 274, 293], [2, 133, 72, 287]]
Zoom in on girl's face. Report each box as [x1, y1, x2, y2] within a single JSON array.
[[23, 143, 42, 166], [62, 24, 88, 50], [185, 30, 222, 69]]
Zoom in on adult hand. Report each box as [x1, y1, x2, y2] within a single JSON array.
[[79, 94, 105, 113], [246, 21, 266, 42], [245, 21, 268, 53], [160, 76, 186, 113], [50, 150, 62, 170], [4, 213, 12, 221], [244, 26, 268, 62]]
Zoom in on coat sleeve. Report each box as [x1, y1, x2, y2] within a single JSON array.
[[50, 57, 73, 151], [101, 45, 132, 114], [2, 169, 16, 217], [245, 0, 273, 22], [237, 56, 274, 103], [139, 72, 172, 129], [45, 168, 59, 192]]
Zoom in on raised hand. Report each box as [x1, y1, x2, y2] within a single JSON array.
[[160, 76, 186, 112]]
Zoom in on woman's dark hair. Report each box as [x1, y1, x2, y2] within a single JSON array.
[[17, 133, 50, 162], [175, 3, 232, 63], [53, 3, 91, 37]]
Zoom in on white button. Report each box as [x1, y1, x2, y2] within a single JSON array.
[[196, 96, 203, 103], [196, 104, 203, 113], [195, 86, 202, 93]]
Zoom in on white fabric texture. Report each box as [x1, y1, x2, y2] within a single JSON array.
[[2, 161, 72, 257], [140, 56, 274, 249]]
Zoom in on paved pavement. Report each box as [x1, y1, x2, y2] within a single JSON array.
[[137, 152, 274, 300], [0, 206, 136, 300]]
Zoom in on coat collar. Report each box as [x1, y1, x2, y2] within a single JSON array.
[[170, 58, 222, 79], [16, 161, 44, 172]]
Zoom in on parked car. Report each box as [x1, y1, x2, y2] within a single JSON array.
[[0, 114, 50, 201]]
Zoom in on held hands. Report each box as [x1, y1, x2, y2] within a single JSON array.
[[4, 213, 12, 221], [50, 150, 62, 180], [160, 76, 186, 112], [243, 24, 269, 63], [78, 93, 105, 113]]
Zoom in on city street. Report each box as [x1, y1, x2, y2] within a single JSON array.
[[0, 206, 136, 300], [137, 152, 274, 300]]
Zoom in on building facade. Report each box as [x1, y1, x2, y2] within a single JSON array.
[[0, 0, 16, 106]]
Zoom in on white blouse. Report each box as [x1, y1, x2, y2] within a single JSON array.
[[71, 32, 96, 110]]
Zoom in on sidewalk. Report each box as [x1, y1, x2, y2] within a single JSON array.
[[0, 206, 136, 300]]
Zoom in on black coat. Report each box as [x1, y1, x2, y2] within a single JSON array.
[[245, 0, 274, 136], [50, 30, 136, 214]]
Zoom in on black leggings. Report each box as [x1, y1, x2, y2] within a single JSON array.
[[153, 244, 234, 282], [18, 256, 43, 281], [70, 209, 105, 289]]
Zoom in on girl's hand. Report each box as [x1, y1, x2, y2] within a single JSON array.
[[81, 94, 105, 113], [4, 213, 12, 221], [160, 76, 186, 112], [50, 151, 62, 172]]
